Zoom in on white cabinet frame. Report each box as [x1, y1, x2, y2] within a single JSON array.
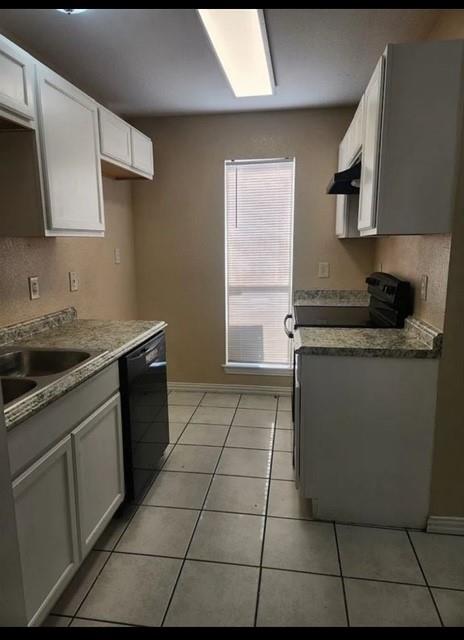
[[13, 436, 79, 626], [72, 393, 124, 558]]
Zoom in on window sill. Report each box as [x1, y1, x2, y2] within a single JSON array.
[[223, 363, 293, 377]]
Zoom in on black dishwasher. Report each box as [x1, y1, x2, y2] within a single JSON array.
[[119, 330, 169, 503]]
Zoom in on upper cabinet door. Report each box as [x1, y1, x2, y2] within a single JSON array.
[[0, 35, 35, 124], [358, 56, 385, 233], [36, 66, 105, 235], [99, 107, 131, 165], [335, 138, 348, 237], [131, 127, 154, 177]]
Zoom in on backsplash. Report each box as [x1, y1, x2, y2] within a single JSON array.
[[375, 234, 451, 331], [0, 179, 138, 327]]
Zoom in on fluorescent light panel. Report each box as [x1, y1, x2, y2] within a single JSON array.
[[197, 9, 274, 98]]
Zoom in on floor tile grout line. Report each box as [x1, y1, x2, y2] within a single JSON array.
[[77, 545, 464, 593], [61, 391, 279, 627], [71, 547, 116, 622], [406, 529, 444, 627], [253, 394, 279, 627], [333, 523, 350, 627], [159, 393, 244, 627], [70, 615, 136, 627]]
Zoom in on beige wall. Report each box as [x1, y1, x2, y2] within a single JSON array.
[[131, 109, 376, 387], [0, 178, 138, 326], [375, 235, 450, 330], [420, 9, 464, 516]]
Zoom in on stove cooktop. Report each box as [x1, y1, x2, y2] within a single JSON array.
[[293, 305, 387, 329]]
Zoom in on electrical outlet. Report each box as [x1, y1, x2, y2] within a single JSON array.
[[420, 274, 428, 301], [318, 262, 330, 278], [114, 247, 121, 264], [28, 276, 40, 300], [69, 271, 79, 292]]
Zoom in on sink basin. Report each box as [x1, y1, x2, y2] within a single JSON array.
[[1, 377, 37, 404], [0, 349, 92, 377]]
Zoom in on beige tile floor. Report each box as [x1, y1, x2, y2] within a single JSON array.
[[44, 390, 463, 627]]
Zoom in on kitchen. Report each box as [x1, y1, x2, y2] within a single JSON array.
[[0, 7, 463, 628]]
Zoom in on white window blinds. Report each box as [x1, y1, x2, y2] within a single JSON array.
[[225, 158, 295, 368]]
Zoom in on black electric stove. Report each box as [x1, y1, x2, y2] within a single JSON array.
[[292, 272, 412, 330]]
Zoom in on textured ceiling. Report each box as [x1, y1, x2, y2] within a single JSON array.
[[0, 8, 440, 116]]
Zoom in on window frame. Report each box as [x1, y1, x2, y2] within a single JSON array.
[[223, 156, 295, 376]]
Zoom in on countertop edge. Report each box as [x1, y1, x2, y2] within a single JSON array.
[[4, 320, 167, 431], [294, 343, 440, 359]]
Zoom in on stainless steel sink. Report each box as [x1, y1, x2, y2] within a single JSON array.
[[0, 346, 103, 407], [1, 377, 37, 404], [0, 348, 91, 377]]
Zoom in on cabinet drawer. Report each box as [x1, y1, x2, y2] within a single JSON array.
[[99, 107, 132, 166]]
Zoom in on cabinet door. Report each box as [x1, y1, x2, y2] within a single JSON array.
[[358, 56, 385, 233], [131, 127, 154, 176], [72, 394, 124, 558], [13, 436, 79, 626], [0, 35, 35, 123], [99, 107, 132, 166], [36, 66, 105, 235], [335, 139, 348, 237]]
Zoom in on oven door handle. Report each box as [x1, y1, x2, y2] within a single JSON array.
[[284, 313, 294, 339]]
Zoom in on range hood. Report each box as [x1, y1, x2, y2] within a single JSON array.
[[327, 161, 361, 195]]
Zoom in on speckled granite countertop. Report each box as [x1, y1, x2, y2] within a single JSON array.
[[294, 316, 442, 358], [1, 308, 167, 431]]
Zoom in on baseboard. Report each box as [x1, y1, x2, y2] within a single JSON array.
[[168, 381, 291, 396], [426, 516, 464, 535]]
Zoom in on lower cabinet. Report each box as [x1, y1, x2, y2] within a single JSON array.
[[72, 394, 124, 558], [13, 437, 79, 626], [12, 391, 124, 626]]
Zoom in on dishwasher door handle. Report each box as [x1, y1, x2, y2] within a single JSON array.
[[284, 313, 294, 339]]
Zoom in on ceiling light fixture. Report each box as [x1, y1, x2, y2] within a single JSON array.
[[197, 9, 274, 98], [57, 9, 88, 15]]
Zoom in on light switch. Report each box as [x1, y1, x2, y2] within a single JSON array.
[[69, 271, 79, 292], [114, 247, 121, 264], [318, 262, 330, 278], [28, 276, 40, 300]]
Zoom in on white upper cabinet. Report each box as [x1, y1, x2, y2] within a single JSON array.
[[335, 97, 364, 238], [358, 56, 384, 233], [36, 65, 105, 235], [131, 127, 154, 177], [98, 105, 154, 180], [335, 40, 464, 238], [0, 35, 35, 126], [99, 106, 131, 166]]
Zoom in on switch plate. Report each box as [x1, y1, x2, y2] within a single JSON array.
[[378, 262, 383, 273], [318, 262, 330, 278], [28, 276, 40, 300], [420, 274, 428, 301], [69, 271, 79, 292], [114, 247, 121, 264]]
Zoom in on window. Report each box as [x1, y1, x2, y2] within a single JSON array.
[[224, 157, 295, 374]]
